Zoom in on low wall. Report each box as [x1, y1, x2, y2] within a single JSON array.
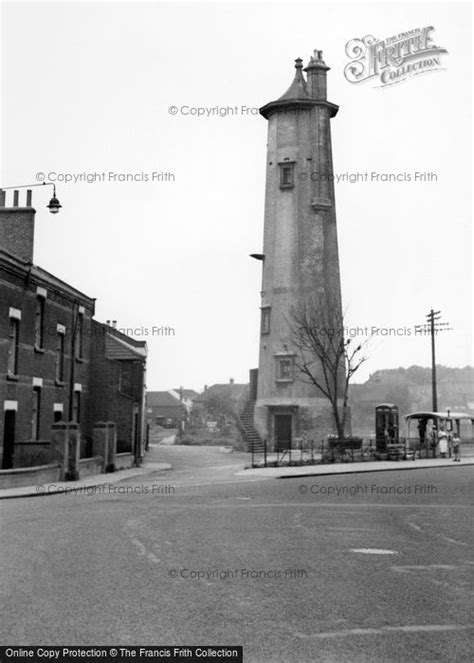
[[0, 464, 60, 489], [115, 452, 135, 469], [78, 456, 104, 478], [13, 443, 54, 468]]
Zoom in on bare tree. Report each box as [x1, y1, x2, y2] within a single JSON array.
[[287, 295, 369, 440]]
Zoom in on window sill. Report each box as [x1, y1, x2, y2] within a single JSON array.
[[279, 184, 294, 190], [275, 378, 294, 384]]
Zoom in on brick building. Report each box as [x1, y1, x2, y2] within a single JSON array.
[[88, 320, 147, 456], [0, 189, 147, 468]]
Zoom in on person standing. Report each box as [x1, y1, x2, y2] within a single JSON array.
[[452, 435, 461, 462], [438, 427, 448, 458]]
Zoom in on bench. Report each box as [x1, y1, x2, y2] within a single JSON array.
[[386, 443, 415, 461], [327, 437, 364, 462]]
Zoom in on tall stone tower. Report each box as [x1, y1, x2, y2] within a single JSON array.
[[254, 50, 344, 449]]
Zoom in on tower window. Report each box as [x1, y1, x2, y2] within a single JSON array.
[[275, 355, 295, 382], [279, 162, 295, 189], [261, 307, 271, 334]]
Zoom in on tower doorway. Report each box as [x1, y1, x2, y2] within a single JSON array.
[[274, 414, 292, 451]]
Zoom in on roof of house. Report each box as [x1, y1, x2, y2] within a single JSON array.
[[147, 391, 185, 408], [172, 388, 200, 400], [194, 383, 248, 403], [105, 332, 147, 361], [0, 249, 96, 310]]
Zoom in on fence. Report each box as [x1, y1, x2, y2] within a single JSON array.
[[250, 436, 474, 468]]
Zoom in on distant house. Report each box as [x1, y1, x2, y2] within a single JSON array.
[[192, 379, 248, 425], [170, 388, 199, 417], [146, 391, 187, 427]]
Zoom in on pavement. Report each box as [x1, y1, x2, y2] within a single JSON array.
[[239, 455, 474, 479], [0, 455, 172, 500], [2, 440, 472, 498]]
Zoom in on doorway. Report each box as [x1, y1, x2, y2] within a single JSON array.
[[274, 414, 292, 451], [2, 409, 16, 469], [132, 405, 140, 459]]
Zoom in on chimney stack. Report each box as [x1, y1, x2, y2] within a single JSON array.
[[0, 189, 36, 262], [304, 49, 329, 101]]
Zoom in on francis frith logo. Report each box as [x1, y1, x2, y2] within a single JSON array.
[[344, 26, 448, 87]]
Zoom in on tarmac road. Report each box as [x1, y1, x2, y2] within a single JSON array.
[[1, 443, 473, 662]]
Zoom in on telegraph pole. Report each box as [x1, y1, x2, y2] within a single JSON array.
[[415, 309, 451, 412]]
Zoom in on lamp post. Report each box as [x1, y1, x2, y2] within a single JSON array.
[[0, 181, 62, 213]]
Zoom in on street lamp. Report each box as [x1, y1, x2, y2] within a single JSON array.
[[0, 182, 62, 213], [45, 185, 62, 213]]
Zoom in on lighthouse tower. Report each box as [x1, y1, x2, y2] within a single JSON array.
[[254, 50, 344, 449]]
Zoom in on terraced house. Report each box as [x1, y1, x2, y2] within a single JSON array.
[[0, 189, 147, 471]]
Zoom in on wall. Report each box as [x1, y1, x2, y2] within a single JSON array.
[[0, 258, 94, 467], [88, 321, 145, 455], [0, 463, 60, 489]]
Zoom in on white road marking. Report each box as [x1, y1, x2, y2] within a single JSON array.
[[128, 534, 161, 564], [351, 548, 398, 555], [294, 624, 474, 639], [391, 564, 457, 572], [437, 535, 468, 546]]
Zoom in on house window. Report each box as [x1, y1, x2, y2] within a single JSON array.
[[276, 356, 295, 382], [279, 162, 295, 189], [56, 327, 65, 383], [35, 296, 45, 349], [261, 307, 271, 334], [32, 387, 41, 441], [8, 317, 20, 376], [53, 404, 63, 423], [119, 362, 134, 397], [75, 311, 84, 359]]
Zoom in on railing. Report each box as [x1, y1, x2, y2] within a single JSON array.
[[250, 434, 474, 469], [252, 438, 320, 468]]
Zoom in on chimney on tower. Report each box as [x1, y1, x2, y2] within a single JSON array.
[[304, 49, 329, 101], [0, 189, 36, 262]]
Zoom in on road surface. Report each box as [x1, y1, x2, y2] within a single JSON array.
[[1, 443, 473, 662]]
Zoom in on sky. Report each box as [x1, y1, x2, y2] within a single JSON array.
[[1, 1, 472, 391]]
